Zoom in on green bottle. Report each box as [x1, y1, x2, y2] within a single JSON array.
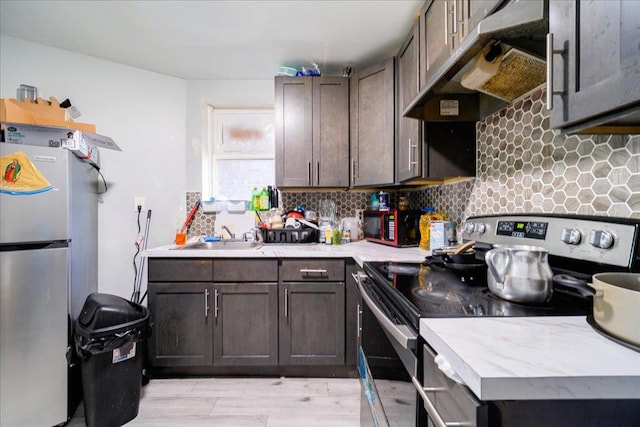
[[260, 187, 269, 211], [251, 187, 260, 211]]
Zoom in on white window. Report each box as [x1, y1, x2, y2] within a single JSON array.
[[205, 107, 275, 201]]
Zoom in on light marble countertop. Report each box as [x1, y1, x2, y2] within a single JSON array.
[[420, 316, 640, 401], [144, 239, 427, 267]]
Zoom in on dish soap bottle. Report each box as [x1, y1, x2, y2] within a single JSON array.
[[260, 187, 269, 211], [251, 187, 261, 211], [419, 206, 443, 250]]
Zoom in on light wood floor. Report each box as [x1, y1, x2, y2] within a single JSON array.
[[68, 377, 361, 426]]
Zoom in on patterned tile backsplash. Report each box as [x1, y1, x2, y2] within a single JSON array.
[[187, 86, 638, 238]]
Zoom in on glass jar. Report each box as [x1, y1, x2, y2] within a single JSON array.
[[398, 196, 410, 211]]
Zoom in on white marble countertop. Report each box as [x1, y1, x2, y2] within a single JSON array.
[[420, 316, 640, 401], [144, 239, 426, 267]]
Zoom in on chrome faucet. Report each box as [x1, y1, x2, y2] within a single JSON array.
[[221, 225, 235, 239]]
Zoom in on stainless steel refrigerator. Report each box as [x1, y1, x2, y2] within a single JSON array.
[[1, 142, 98, 426]]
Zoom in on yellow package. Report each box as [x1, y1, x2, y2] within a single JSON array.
[[1, 150, 53, 195]]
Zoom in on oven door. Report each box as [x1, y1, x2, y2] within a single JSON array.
[[353, 272, 422, 427]]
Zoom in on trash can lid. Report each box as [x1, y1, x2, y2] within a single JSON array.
[[78, 293, 146, 330]]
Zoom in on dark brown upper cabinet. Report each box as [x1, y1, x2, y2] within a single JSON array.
[[275, 76, 349, 188], [350, 58, 396, 187], [547, 0, 640, 134]]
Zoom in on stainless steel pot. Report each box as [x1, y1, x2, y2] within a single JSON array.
[[485, 245, 554, 303], [556, 273, 640, 347]]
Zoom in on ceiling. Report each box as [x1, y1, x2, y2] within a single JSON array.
[[0, 0, 423, 80]]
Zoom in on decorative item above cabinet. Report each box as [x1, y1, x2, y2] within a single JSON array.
[[547, 0, 640, 134], [275, 76, 349, 188]]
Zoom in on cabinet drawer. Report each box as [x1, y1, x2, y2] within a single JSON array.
[[422, 344, 486, 426], [148, 258, 213, 282], [281, 259, 345, 281], [213, 259, 278, 282]]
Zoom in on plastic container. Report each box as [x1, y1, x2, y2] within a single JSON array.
[[419, 206, 444, 250], [75, 293, 150, 427]]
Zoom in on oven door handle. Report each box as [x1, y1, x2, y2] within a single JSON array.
[[352, 272, 417, 350], [411, 376, 452, 427]]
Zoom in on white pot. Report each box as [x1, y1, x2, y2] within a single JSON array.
[[591, 273, 640, 347]]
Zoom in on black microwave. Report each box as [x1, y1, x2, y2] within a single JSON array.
[[363, 210, 421, 247]]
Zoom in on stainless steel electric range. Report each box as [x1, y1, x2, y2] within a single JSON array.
[[355, 214, 640, 427]]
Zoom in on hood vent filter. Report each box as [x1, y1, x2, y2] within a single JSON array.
[[461, 43, 546, 102]]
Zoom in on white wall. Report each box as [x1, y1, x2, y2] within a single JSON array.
[[1, 36, 186, 300]]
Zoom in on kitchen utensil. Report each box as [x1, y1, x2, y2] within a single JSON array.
[[179, 200, 201, 234], [453, 240, 475, 255], [485, 245, 554, 303], [555, 273, 640, 348], [297, 218, 319, 230]]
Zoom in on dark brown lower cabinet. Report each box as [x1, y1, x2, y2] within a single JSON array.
[[279, 282, 345, 365], [213, 283, 278, 366], [147, 258, 353, 376], [147, 282, 213, 367]]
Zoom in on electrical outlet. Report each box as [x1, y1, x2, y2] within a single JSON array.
[[134, 197, 145, 212], [355, 209, 364, 223]]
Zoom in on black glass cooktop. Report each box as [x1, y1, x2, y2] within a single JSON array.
[[363, 261, 591, 330]]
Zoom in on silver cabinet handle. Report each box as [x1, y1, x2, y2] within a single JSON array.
[[351, 159, 356, 184], [214, 288, 219, 319], [204, 289, 209, 319], [299, 268, 327, 274], [284, 288, 289, 318], [308, 161, 312, 186], [317, 160, 320, 185], [452, 0, 457, 34], [356, 303, 361, 338], [409, 138, 418, 169], [546, 33, 566, 111]]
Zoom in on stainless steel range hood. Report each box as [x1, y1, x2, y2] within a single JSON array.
[[405, 0, 548, 121]]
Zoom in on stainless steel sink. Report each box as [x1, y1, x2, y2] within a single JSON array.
[[172, 240, 262, 250]]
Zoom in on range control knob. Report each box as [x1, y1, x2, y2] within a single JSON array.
[[560, 228, 582, 245], [589, 230, 614, 249], [463, 222, 475, 234], [474, 223, 487, 234]]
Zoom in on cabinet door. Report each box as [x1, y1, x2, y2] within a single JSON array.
[[147, 283, 212, 367], [455, 0, 503, 47], [279, 282, 345, 365], [275, 76, 313, 187], [313, 77, 350, 187], [420, 0, 452, 90], [397, 21, 422, 183], [350, 58, 395, 186], [213, 283, 278, 366], [424, 122, 476, 178], [549, 0, 640, 129]]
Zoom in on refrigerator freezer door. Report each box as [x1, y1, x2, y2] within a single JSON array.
[[1, 246, 69, 426], [0, 144, 70, 244]]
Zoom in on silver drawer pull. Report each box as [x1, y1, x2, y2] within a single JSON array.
[[299, 269, 327, 274]]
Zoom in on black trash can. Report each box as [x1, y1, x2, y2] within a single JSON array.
[[75, 293, 150, 427]]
